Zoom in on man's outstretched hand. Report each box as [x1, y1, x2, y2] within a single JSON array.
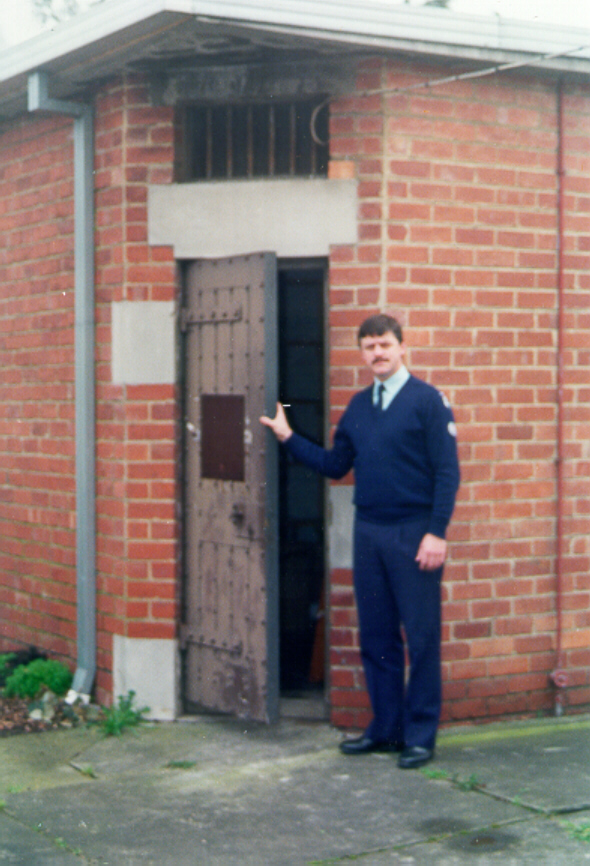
[[259, 402, 293, 443]]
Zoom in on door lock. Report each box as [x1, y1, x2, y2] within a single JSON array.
[[230, 503, 246, 528]]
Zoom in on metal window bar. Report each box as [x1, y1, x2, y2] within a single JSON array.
[[289, 103, 296, 176], [226, 106, 233, 178], [310, 106, 317, 175], [205, 107, 212, 179], [188, 100, 328, 181], [269, 104, 276, 177], [247, 105, 254, 178]]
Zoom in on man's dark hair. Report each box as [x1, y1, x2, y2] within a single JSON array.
[[357, 314, 403, 345]]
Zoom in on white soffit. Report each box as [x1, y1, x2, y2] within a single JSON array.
[[0, 0, 590, 116], [2, 1, 589, 66]]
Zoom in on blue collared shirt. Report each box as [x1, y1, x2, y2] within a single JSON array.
[[373, 365, 410, 410]]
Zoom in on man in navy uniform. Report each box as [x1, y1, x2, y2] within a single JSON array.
[[260, 313, 460, 769]]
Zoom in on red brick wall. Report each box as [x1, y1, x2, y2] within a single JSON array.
[[1, 60, 588, 722], [0, 75, 179, 705], [328, 59, 590, 728], [0, 113, 78, 663], [94, 76, 179, 704]]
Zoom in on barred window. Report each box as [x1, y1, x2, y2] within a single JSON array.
[[184, 100, 329, 181]]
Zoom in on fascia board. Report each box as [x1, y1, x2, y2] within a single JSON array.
[[169, 0, 588, 56], [0, 0, 588, 88], [155, 0, 590, 64]]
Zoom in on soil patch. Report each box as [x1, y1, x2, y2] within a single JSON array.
[[0, 695, 58, 737]]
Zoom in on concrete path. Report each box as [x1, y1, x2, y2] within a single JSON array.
[[1, 714, 589, 864]]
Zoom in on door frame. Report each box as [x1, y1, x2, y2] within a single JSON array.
[[179, 254, 330, 720], [262, 253, 280, 721]]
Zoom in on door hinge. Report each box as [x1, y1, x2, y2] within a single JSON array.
[[180, 308, 191, 333], [180, 306, 243, 331], [179, 624, 242, 657]]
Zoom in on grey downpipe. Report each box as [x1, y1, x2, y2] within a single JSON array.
[[28, 71, 96, 698]]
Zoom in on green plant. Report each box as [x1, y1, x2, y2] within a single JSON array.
[[420, 767, 450, 780], [561, 821, 590, 842], [3, 659, 72, 699], [453, 772, 482, 792], [100, 690, 150, 736], [165, 760, 197, 770], [53, 837, 82, 855], [420, 766, 483, 792]]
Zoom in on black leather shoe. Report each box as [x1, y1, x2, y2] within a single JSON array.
[[339, 736, 403, 755], [398, 746, 434, 769]]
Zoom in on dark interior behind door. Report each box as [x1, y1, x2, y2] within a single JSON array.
[[278, 264, 326, 693]]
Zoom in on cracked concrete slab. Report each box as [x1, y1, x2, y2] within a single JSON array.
[[0, 727, 103, 795], [0, 810, 83, 865], [435, 718, 590, 813], [3, 751, 521, 865], [341, 814, 590, 865], [0, 715, 589, 865]]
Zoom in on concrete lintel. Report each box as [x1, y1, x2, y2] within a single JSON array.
[[147, 177, 358, 260]]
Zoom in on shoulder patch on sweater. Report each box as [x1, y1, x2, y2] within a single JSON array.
[[437, 391, 456, 436]]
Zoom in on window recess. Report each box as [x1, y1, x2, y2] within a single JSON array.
[[183, 100, 329, 181]]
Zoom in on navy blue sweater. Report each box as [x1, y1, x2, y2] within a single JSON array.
[[285, 375, 460, 538]]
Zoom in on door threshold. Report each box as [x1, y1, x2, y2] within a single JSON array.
[[279, 692, 328, 721]]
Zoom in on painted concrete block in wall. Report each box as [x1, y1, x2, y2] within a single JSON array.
[[147, 178, 358, 259], [112, 301, 176, 384], [328, 485, 355, 570], [113, 635, 179, 721]]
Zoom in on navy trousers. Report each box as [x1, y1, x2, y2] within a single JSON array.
[[353, 517, 442, 750]]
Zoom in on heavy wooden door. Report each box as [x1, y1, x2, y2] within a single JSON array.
[[182, 253, 279, 722]]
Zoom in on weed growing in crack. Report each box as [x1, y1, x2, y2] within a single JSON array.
[[100, 691, 150, 737], [420, 767, 483, 791], [561, 820, 590, 842]]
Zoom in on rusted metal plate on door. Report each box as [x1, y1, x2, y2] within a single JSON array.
[[201, 394, 245, 481]]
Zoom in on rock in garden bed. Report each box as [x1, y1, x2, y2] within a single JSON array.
[[0, 695, 56, 736], [0, 693, 102, 737]]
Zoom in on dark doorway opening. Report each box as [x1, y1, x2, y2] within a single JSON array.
[[277, 262, 326, 701]]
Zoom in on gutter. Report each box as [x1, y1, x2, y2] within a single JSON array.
[[28, 71, 96, 701]]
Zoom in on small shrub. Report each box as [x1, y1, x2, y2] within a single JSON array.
[[3, 659, 73, 700], [0, 647, 47, 687], [100, 691, 150, 737]]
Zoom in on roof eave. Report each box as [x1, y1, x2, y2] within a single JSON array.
[[0, 0, 588, 122]]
